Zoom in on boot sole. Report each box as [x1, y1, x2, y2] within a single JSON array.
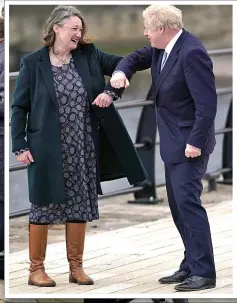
[[28, 280, 56, 287]]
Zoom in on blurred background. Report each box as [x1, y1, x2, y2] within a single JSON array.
[[9, 5, 232, 70], [9, 5, 232, 216]]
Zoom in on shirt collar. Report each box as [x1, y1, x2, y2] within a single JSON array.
[[165, 29, 183, 55]]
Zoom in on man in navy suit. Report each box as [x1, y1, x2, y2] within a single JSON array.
[[106, 5, 217, 292]]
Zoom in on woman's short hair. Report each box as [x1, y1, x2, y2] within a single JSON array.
[[43, 5, 90, 47], [142, 5, 183, 30], [0, 16, 4, 39]]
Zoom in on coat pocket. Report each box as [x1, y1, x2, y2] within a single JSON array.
[[177, 119, 195, 127]]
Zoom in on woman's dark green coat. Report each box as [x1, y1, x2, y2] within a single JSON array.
[[11, 43, 147, 205]]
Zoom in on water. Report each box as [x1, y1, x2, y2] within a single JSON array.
[[9, 71, 232, 216]]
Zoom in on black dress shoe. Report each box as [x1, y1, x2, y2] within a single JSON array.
[[174, 276, 216, 291], [159, 270, 190, 284]]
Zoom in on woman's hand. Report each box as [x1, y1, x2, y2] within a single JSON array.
[[92, 93, 113, 107], [16, 150, 34, 165]]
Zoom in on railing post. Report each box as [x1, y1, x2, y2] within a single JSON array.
[[128, 86, 162, 204], [221, 98, 232, 184]]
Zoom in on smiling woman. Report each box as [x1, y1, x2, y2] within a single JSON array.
[[11, 4, 147, 289]]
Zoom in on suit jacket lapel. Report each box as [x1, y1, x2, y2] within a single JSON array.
[[72, 47, 93, 103], [155, 51, 178, 94], [157, 49, 164, 76], [38, 46, 58, 108], [154, 29, 188, 99]]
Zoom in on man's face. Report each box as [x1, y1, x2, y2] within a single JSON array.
[[144, 21, 165, 49]]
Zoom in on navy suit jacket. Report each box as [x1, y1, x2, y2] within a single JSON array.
[[115, 29, 217, 163]]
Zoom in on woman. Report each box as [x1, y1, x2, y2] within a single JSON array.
[[11, 5, 147, 287]]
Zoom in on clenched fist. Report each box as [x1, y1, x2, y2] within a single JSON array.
[[185, 144, 201, 158], [110, 72, 130, 88], [16, 150, 34, 165]]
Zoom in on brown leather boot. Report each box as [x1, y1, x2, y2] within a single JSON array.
[[66, 222, 94, 285], [28, 224, 56, 287]]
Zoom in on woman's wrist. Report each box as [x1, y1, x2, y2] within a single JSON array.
[[103, 90, 118, 99], [14, 148, 29, 156]]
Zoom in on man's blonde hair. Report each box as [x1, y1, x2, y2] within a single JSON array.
[[142, 5, 183, 30]]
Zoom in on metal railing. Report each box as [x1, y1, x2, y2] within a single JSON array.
[[9, 48, 232, 216]]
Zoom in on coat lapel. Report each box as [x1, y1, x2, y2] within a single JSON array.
[[38, 46, 58, 108], [154, 29, 188, 99], [71, 47, 93, 102]]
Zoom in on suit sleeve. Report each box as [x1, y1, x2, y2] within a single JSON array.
[[101, 46, 152, 100], [114, 46, 152, 78], [11, 58, 31, 152], [184, 47, 217, 149]]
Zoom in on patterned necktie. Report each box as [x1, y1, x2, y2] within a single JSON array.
[[160, 51, 168, 71]]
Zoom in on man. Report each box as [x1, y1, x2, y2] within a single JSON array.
[[94, 5, 217, 292], [0, 15, 4, 280]]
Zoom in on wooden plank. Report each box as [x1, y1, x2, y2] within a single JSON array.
[[8, 200, 232, 296], [10, 251, 231, 295]]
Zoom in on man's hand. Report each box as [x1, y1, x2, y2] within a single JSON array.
[[92, 93, 113, 108], [185, 144, 201, 158], [110, 72, 130, 88], [16, 150, 34, 165]]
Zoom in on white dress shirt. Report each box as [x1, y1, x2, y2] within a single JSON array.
[[164, 29, 183, 61]]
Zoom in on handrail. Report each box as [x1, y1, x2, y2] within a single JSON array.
[[9, 48, 232, 79], [9, 47, 233, 213]]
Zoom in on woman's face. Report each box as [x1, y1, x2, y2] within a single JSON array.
[[54, 16, 83, 51]]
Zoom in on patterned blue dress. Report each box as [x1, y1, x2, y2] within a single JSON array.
[[29, 58, 99, 224]]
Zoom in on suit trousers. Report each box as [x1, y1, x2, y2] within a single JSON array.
[[165, 155, 216, 278]]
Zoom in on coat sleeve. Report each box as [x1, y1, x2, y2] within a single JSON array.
[[95, 46, 123, 76], [11, 58, 31, 152], [184, 47, 217, 149], [93, 45, 124, 99]]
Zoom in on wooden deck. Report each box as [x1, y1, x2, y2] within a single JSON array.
[[8, 200, 232, 298]]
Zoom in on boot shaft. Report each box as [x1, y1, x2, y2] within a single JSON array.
[[66, 222, 86, 265], [29, 224, 48, 272]]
